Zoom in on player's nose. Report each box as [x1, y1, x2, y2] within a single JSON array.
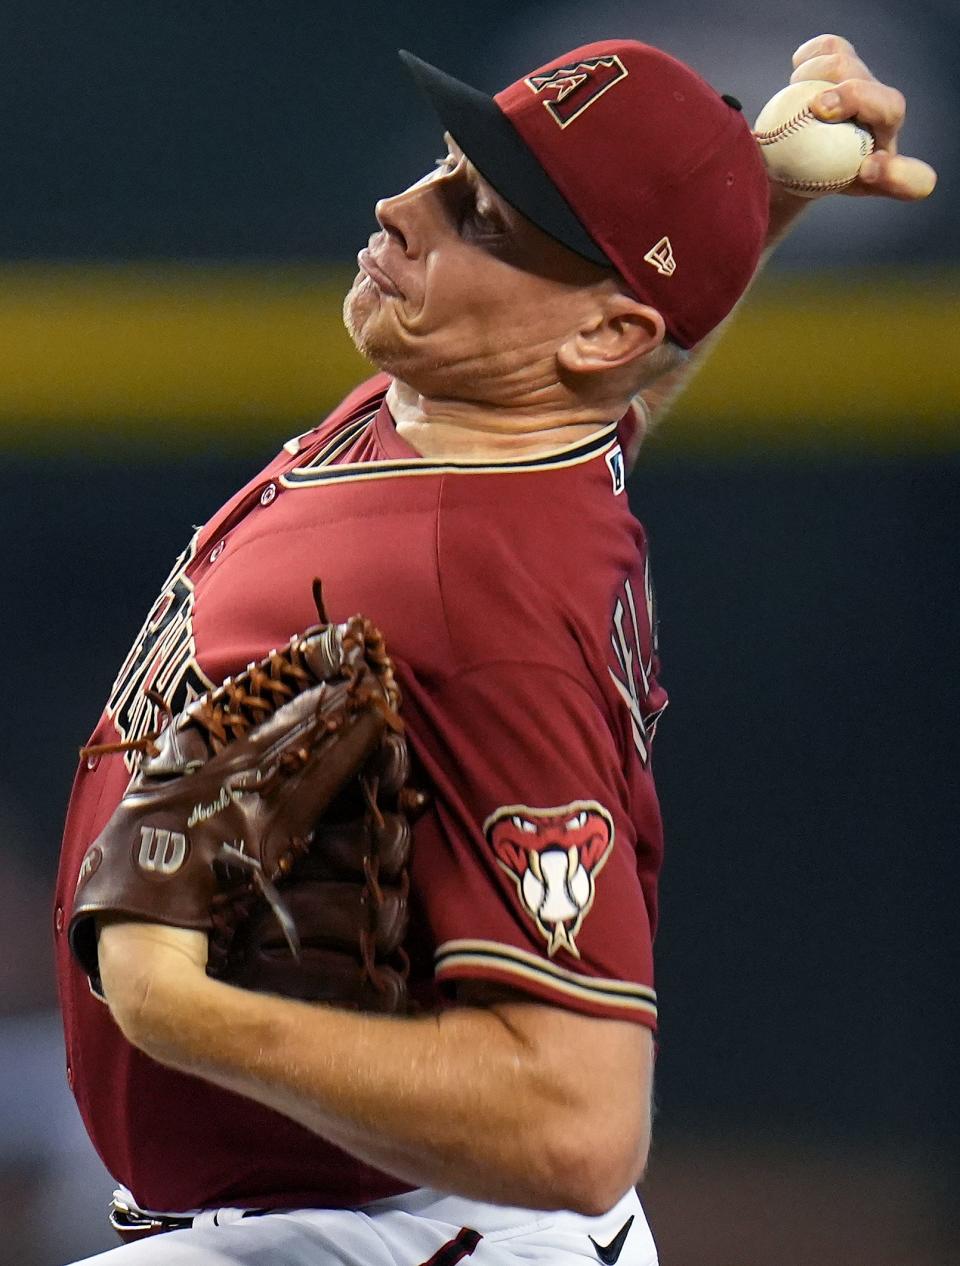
[[374, 179, 438, 257], [374, 195, 409, 254]]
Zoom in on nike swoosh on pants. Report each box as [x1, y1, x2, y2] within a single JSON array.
[[589, 1214, 635, 1264]]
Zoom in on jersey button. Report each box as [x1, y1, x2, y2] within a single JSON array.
[[66, 1062, 74, 1089], [209, 540, 226, 563], [260, 483, 277, 506], [55, 905, 64, 934], [85, 752, 100, 771]]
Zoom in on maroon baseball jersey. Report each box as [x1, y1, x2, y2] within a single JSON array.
[[54, 373, 668, 1211]]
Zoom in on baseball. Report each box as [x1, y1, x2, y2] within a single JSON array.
[[753, 79, 875, 198]]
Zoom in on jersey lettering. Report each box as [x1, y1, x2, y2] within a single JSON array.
[[607, 562, 666, 763], [106, 533, 214, 769]]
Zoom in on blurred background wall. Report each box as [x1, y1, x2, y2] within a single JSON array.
[[0, 2, 956, 1263]]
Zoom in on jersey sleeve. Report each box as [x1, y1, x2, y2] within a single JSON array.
[[405, 659, 662, 1029]]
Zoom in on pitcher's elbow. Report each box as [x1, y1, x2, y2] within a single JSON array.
[[546, 1126, 649, 1216]]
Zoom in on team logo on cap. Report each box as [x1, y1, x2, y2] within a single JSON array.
[[643, 235, 677, 277], [485, 801, 614, 957], [525, 54, 628, 128]]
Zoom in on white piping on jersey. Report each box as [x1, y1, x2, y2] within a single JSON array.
[[299, 411, 378, 469], [434, 938, 657, 1019], [281, 419, 621, 489]]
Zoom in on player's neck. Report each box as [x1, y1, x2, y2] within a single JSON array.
[[386, 379, 620, 461]]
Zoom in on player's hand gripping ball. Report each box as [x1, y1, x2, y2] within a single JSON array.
[[753, 78, 875, 197], [70, 582, 425, 1014]]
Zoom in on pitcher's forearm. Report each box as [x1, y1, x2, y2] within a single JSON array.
[[101, 926, 642, 1213]]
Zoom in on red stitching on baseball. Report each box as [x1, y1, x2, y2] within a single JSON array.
[[776, 173, 859, 193], [752, 105, 816, 145]]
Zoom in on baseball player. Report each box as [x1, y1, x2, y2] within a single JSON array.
[[54, 33, 933, 1266]]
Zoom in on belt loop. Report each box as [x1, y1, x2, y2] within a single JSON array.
[[215, 1207, 251, 1226]]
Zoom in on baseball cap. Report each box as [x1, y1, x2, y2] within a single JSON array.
[[399, 40, 769, 349]]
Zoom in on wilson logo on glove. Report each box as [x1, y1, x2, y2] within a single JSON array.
[[136, 827, 188, 876], [187, 786, 238, 827]]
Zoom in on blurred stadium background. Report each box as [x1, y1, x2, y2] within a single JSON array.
[[1, 2, 956, 1262]]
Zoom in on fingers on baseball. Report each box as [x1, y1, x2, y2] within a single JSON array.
[[809, 79, 907, 156], [791, 51, 873, 88], [857, 151, 938, 200], [792, 33, 858, 68]]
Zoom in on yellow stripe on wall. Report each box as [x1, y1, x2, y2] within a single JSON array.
[[0, 264, 366, 449], [0, 264, 956, 453], [667, 270, 960, 453]]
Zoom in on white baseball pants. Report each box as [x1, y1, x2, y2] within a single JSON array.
[[69, 1185, 658, 1265]]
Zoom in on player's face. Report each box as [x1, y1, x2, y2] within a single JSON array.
[[343, 136, 614, 401]]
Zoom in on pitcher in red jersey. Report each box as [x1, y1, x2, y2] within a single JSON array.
[[54, 32, 934, 1266]]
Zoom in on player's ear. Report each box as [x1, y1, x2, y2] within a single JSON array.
[[557, 294, 666, 377]]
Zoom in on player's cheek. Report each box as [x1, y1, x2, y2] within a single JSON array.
[[393, 277, 460, 340]]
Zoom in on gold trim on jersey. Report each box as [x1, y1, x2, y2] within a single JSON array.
[[280, 420, 620, 488], [298, 411, 378, 468], [434, 938, 657, 1019]]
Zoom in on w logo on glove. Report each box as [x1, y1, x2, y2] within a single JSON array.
[[137, 827, 189, 877]]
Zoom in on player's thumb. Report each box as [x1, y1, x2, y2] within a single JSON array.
[[859, 151, 938, 199]]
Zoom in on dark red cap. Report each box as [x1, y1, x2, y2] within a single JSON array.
[[400, 40, 769, 348]]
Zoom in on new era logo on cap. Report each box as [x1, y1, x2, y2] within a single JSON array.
[[525, 54, 628, 128], [644, 236, 677, 277]]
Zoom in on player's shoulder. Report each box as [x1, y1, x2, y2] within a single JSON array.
[[436, 423, 643, 563], [433, 448, 646, 669]]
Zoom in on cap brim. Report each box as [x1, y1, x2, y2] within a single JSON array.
[[398, 50, 609, 268]]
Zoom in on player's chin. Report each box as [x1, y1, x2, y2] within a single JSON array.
[[342, 281, 380, 350], [344, 270, 375, 316], [342, 290, 408, 374]]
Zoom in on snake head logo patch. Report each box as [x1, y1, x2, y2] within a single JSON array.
[[485, 801, 614, 957], [525, 55, 628, 128]]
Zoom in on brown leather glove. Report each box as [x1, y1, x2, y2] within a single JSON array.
[[70, 582, 421, 1013]]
